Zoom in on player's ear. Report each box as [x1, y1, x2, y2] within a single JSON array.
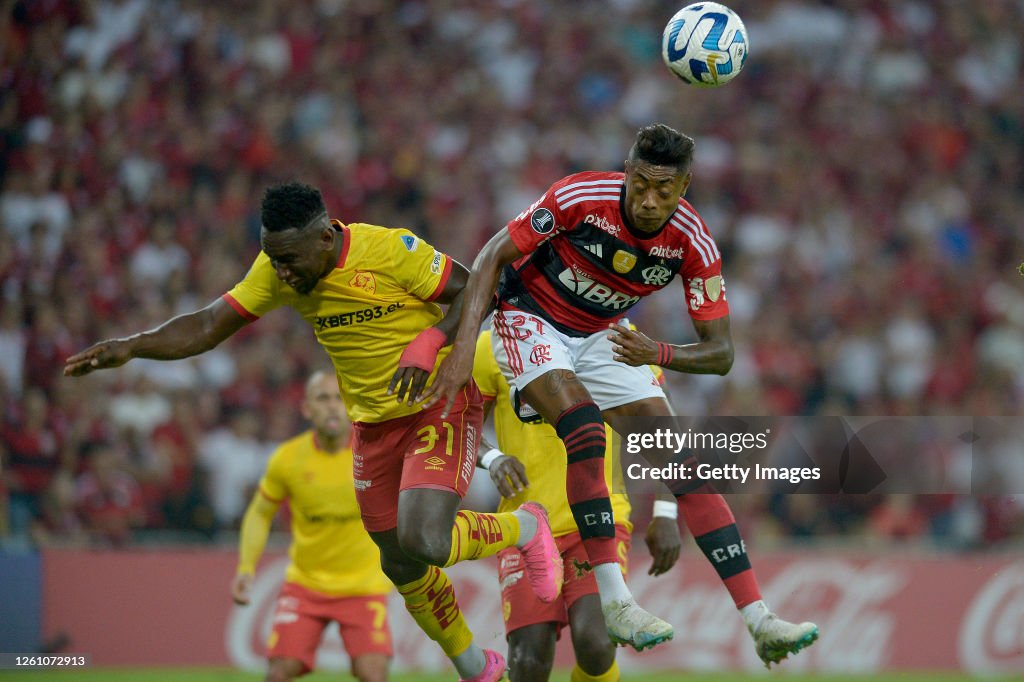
[[318, 222, 336, 250], [679, 170, 693, 197]]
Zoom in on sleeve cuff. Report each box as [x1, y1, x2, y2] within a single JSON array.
[[222, 293, 260, 322], [426, 256, 453, 302]]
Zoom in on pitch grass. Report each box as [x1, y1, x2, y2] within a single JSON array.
[[0, 670, 1012, 681]]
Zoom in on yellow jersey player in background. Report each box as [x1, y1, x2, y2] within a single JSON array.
[[232, 370, 393, 682], [473, 330, 682, 682], [65, 182, 563, 682]]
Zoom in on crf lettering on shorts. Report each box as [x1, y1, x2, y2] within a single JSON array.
[[529, 344, 552, 365], [710, 540, 747, 563], [557, 266, 640, 309]]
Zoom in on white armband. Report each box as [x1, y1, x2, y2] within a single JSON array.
[[479, 447, 504, 470], [652, 500, 678, 519]]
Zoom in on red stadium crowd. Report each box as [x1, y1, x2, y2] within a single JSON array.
[[1, 0, 1022, 550]]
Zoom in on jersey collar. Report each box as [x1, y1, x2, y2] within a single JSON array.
[[331, 219, 350, 269]]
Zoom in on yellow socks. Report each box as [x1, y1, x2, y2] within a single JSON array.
[[571, 661, 620, 682], [396, 565, 473, 657], [445, 510, 520, 567]]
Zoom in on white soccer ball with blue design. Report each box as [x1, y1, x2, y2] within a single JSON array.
[[662, 2, 748, 87]]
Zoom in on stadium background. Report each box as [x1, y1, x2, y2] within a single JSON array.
[[1, 0, 1022, 679]]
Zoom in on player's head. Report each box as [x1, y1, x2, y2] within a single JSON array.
[[301, 370, 350, 445], [260, 182, 337, 295], [623, 124, 694, 232]]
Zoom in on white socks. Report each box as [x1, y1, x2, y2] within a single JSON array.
[[741, 599, 771, 632], [512, 508, 538, 548], [451, 642, 486, 679], [594, 563, 633, 606]]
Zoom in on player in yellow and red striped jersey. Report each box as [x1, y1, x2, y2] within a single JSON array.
[[473, 329, 680, 682], [65, 182, 566, 682], [232, 370, 393, 682]]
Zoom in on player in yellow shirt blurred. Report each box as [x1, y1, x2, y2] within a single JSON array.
[[231, 370, 393, 682], [473, 330, 681, 682], [65, 182, 564, 682]]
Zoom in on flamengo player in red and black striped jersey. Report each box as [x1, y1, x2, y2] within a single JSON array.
[[421, 124, 818, 666]]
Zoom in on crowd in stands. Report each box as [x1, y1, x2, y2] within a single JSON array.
[[1, 0, 1022, 550]]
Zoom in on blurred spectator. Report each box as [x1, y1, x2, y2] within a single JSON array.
[[29, 470, 88, 548], [74, 442, 145, 548], [867, 494, 929, 544], [2, 387, 71, 539], [196, 408, 270, 531], [0, 299, 26, 395]]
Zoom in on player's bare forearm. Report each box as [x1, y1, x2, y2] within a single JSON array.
[[608, 316, 734, 376], [434, 287, 466, 344], [454, 230, 522, 354], [420, 230, 523, 415], [64, 299, 248, 376]]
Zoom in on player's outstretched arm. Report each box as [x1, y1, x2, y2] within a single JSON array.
[[608, 316, 734, 376], [420, 229, 523, 417], [232, 492, 280, 605], [64, 298, 250, 377]]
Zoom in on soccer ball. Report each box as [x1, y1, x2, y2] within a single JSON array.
[[661, 2, 749, 87]]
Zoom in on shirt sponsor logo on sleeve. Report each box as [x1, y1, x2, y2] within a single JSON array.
[[430, 252, 443, 275], [688, 277, 705, 311], [401, 235, 418, 251]]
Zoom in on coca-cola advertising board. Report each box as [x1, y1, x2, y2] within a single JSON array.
[[42, 548, 1023, 674]]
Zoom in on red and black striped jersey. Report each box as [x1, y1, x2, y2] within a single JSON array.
[[497, 171, 728, 336]]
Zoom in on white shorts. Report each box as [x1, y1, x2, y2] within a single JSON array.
[[490, 308, 665, 411]]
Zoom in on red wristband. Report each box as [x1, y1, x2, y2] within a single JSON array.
[[399, 327, 447, 371], [656, 342, 674, 367]]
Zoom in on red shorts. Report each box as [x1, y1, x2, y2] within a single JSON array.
[[267, 582, 393, 674], [352, 382, 482, 532], [497, 524, 632, 636]]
